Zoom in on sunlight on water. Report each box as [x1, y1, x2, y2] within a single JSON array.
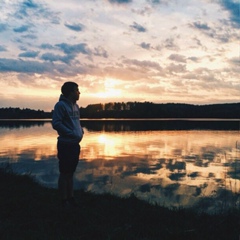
[[0, 120, 240, 212], [0, 124, 56, 162]]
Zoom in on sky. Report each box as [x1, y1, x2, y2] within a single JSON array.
[[0, 0, 239, 111]]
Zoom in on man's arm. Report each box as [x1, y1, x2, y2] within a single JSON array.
[[52, 103, 73, 136]]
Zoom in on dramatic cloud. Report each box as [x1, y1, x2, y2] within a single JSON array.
[[0, 0, 239, 111]]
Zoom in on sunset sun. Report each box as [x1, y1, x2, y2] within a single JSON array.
[[95, 78, 122, 98]]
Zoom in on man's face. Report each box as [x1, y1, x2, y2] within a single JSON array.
[[70, 86, 80, 102]]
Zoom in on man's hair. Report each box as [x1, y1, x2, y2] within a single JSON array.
[[61, 82, 78, 97]]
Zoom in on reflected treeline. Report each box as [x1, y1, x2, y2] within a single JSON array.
[[228, 160, 240, 180], [1, 119, 239, 131], [81, 119, 240, 131], [0, 120, 48, 129]]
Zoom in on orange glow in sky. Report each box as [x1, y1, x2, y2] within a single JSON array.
[[0, 0, 239, 111]]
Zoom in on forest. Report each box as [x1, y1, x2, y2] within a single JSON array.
[[0, 107, 51, 119], [0, 102, 240, 119], [80, 102, 240, 119]]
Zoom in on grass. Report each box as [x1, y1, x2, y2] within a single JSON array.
[[0, 166, 240, 240]]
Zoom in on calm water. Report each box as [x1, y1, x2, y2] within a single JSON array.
[[1, 119, 240, 212]]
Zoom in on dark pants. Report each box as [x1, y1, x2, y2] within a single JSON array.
[[57, 142, 80, 174]]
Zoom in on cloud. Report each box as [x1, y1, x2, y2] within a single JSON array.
[[22, 34, 38, 40], [13, 25, 29, 33], [0, 46, 7, 52], [188, 57, 200, 63], [229, 57, 240, 67], [130, 22, 147, 32], [64, 22, 84, 32], [19, 51, 39, 58], [93, 46, 108, 58], [147, 0, 168, 5], [54, 43, 108, 59], [168, 54, 186, 63], [191, 21, 211, 30], [166, 63, 186, 74], [0, 58, 52, 74], [123, 58, 162, 72], [0, 0, 239, 110], [190, 20, 238, 43], [23, 0, 38, 9], [14, 0, 60, 24], [131, 6, 152, 16], [147, 0, 160, 3], [0, 23, 8, 32], [0, 57, 88, 77], [192, 37, 203, 47], [220, 0, 240, 28], [41, 52, 75, 64], [108, 0, 132, 4], [163, 38, 179, 50], [140, 42, 151, 50], [40, 44, 87, 63], [15, 0, 40, 19], [55, 43, 91, 55], [40, 44, 55, 50]]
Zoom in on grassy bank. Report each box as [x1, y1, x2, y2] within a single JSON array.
[[0, 167, 239, 240]]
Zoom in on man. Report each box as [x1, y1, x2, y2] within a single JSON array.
[[52, 81, 84, 209]]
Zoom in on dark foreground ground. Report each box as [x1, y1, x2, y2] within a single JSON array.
[[0, 167, 240, 240]]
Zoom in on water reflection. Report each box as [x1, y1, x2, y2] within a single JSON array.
[[0, 120, 240, 212], [0, 120, 46, 128], [82, 119, 240, 131]]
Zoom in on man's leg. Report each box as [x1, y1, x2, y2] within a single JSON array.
[[66, 172, 78, 206], [59, 172, 77, 207], [57, 142, 80, 207], [66, 172, 74, 199], [58, 173, 68, 205]]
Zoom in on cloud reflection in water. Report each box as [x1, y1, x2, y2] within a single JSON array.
[[0, 120, 240, 212]]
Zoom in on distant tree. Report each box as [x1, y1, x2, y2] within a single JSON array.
[[1, 102, 240, 119]]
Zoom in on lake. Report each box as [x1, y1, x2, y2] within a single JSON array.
[[0, 119, 240, 213]]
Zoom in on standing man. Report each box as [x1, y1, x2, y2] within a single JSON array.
[[52, 81, 84, 209]]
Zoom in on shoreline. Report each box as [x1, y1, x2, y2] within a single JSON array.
[[1, 167, 240, 240]]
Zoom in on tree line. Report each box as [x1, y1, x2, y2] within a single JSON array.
[[0, 107, 51, 119], [80, 102, 240, 119], [0, 102, 240, 119]]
